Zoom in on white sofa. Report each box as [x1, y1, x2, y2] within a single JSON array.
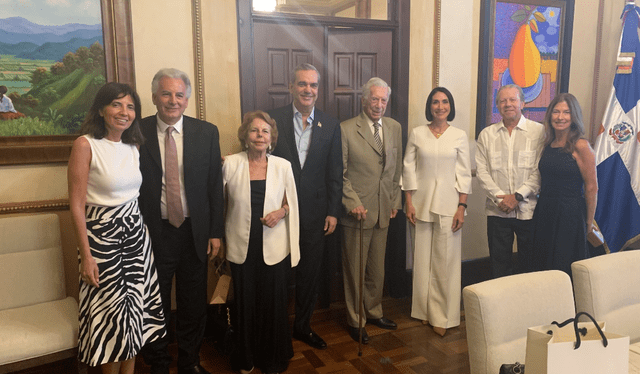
[[463, 270, 576, 374], [0, 214, 79, 373], [572, 250, 640, 344]]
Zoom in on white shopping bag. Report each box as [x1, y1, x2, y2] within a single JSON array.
[[525, 312, 629, 374]]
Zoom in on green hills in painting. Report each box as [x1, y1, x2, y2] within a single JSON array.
[[0, 16, 105, 136]]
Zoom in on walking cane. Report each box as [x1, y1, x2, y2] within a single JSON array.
[[358, 216, 364, 356]]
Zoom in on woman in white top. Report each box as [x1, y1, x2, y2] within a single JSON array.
[[223, 110, 299, 374], [68, 82, 165, 373], [402, 87, 472, 336]]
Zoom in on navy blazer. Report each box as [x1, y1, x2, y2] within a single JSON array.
[[268, 104, 342, 230], [138, 115, 224, 262]]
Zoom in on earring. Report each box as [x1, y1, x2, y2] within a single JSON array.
[[267, 144, 272, 153]]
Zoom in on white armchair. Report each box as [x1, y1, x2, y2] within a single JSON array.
[[572, 250, 640, 344], [0, 214, 79, 372], [463, 270, 576, 374]]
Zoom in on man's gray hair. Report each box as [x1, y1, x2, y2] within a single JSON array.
[[151, 68, 192, 99], [495, 84, 524, 106], [291, 63, 321, 83], [362, 77, 391, 100]]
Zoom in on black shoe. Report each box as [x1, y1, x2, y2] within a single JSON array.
[[348, 326, 369, 344], [293, 330, 327, 350], [178, 364, 211, 374], [150, 366, 170, 374], [367, 317, 397, 330]]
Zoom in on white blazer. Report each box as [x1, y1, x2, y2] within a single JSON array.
[[402, 124, 472, 220], [223, 152, 300, 266]]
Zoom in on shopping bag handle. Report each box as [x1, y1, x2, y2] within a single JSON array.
[[551, 312, 608, 349], [550, 317, 582, 336], [573, 312, 608, 349], [551, 317, 575, 328]]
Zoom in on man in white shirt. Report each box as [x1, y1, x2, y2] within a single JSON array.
[[475, 84, 545, 278], [267, 63, 342, 350]]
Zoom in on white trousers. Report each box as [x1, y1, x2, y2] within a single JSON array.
[[409, 216, 461, 328]]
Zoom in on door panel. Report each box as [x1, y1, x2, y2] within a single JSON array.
[[253, 22, 324, 111], [327, 29, 393, 122]]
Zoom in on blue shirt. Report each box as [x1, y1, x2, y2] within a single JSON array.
[[292, 104, 314, 167]]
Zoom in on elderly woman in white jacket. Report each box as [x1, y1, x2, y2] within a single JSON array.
[[223, 110, 299, 374], [403, 87, 472, 337]]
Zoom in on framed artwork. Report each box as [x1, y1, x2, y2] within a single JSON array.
[[476, 0, 574, 137], [0, 0, 134, 165]]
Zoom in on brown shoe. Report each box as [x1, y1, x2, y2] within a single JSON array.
[[432, 326, 447, 337]]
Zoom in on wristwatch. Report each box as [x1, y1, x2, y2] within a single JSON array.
[[514, 192, 524, 202]]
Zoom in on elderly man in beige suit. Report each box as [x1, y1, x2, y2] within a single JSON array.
[[340, 77, 402, 344]]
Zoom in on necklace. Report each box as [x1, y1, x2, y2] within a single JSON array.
[[428, 123, 447, 138]]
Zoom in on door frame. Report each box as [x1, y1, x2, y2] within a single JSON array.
[[236, 0, 410, 132]]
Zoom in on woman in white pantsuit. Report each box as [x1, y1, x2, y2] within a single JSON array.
[[403, 87, 472, 337]]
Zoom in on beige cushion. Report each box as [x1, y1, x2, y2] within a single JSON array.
[[572, 251, 640, 344], [0, 214, 61, 255], [0, 214, 78, 366], [0, 297, 78, 365], [463, 270, 576, 374], [0, 214, 66, 310], [0, 246, 66, 310]]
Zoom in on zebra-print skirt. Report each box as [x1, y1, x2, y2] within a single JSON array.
[[78, 199, 166, 366]]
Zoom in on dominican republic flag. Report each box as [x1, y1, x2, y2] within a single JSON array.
[[594, 2, 640, 253]]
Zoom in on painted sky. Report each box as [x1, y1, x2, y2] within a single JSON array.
[[494, 3, 562, 59], [0, 0, 101, 26]]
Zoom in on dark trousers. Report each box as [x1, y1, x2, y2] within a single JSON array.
[[142, 219, 207, 371], [487, 216, 534, 278], [293, 227, 325, 334]]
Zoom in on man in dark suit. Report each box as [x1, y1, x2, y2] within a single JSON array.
[[268, 63, 342, 350], [139, 68, 223, 374]]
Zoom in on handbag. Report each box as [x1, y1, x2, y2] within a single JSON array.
[[525, 311, 629, 374], [208, 255, 234, 304], [587, 228, 605, 247], [499, 362, 524, 374], [206, 254, 236, 354]]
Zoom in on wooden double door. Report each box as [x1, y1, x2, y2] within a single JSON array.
[[252, 22, 392, 122], [237, 4, 412, 304]]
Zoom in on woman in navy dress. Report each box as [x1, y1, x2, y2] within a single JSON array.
[[531, 93, 598, 275]]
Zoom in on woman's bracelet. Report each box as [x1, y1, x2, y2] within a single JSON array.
[[282, 205, 289, 216], [458, 202, 467, 209]]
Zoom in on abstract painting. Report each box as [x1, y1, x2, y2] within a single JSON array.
[[476, 0, 574, 136]]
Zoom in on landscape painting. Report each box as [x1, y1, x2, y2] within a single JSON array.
[[0, 0, 105, 136]]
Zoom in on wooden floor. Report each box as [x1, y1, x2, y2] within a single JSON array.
[[19, 297, 470, 374]]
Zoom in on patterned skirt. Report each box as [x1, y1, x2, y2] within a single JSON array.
[[78, 200, 166, 366]]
